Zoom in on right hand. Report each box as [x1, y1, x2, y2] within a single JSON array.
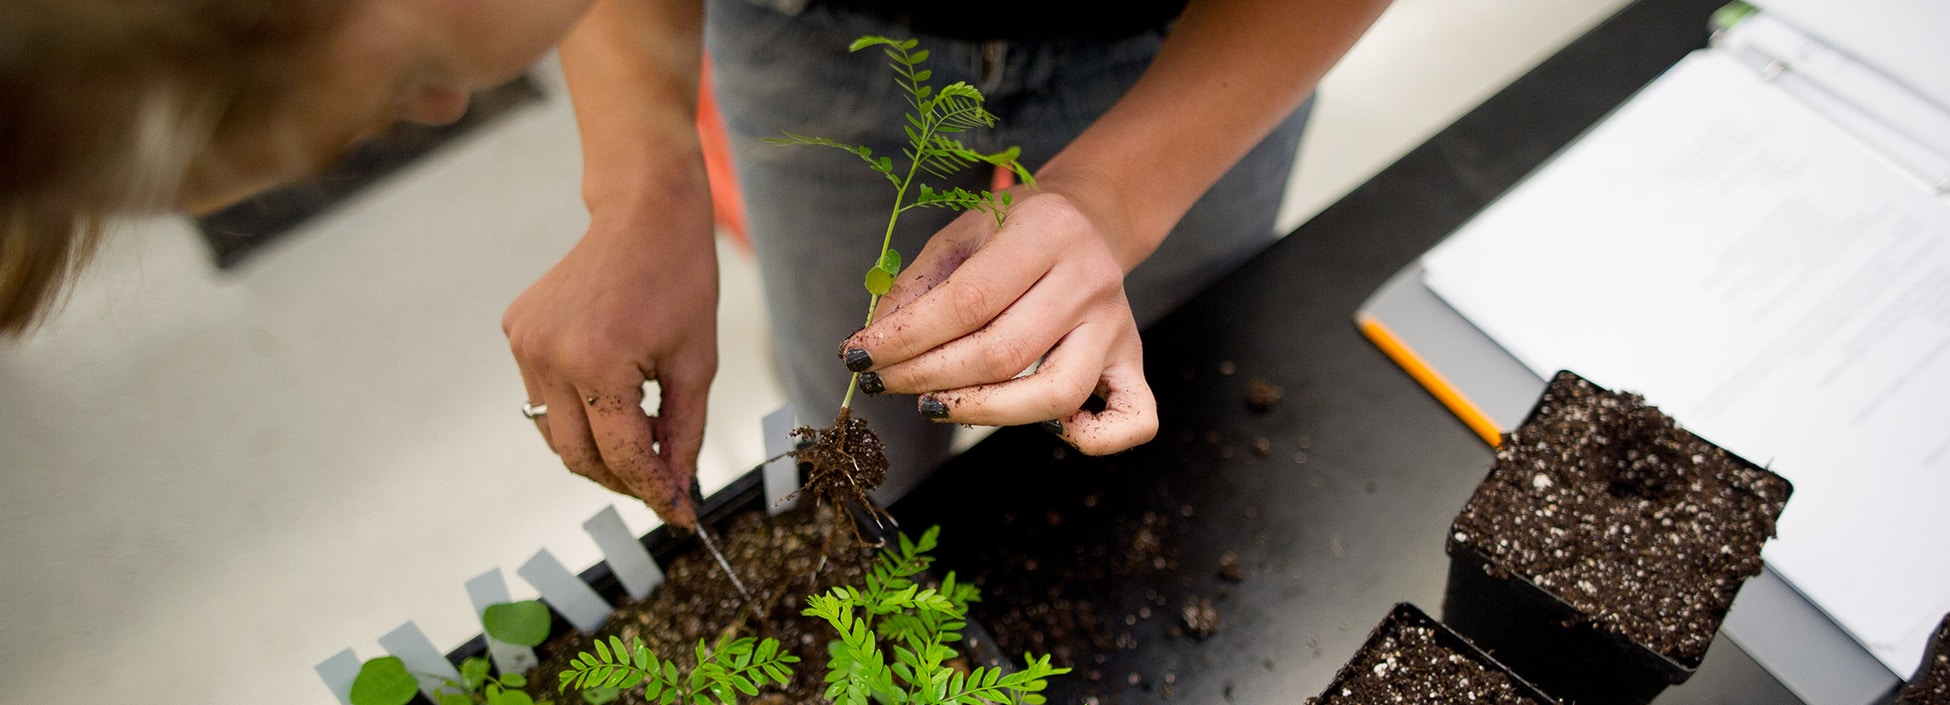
[[501, 192, 718, 530]]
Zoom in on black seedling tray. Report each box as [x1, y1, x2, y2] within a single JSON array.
[[417, 464, 1006, 705]]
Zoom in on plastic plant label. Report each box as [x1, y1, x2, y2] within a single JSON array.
[[582, 505, 664, 600], [465, 569, 541, 675], [315, 648, 362, 705], [516, 548, 610, 633], [762, 404, 798, 516], [378, 621, 463, 698]]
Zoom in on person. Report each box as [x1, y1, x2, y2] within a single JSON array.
[[1, 0, 1389, 529]]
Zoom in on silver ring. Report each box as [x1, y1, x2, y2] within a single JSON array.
[[521, 402, 548, 420]]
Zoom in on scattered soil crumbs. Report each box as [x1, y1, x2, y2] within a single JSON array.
[[522, 508, 876, 704], [791, 408, 891, 542], [1310, 607, 1546, 705], [1898, 616, 1950, 705], [1219, 552, 1245, 583], [955, 504, 1187, 697], [1181, 597, 1221, 640], [1450, 372, 1792, 663], [1244, 378, 1284, 412]]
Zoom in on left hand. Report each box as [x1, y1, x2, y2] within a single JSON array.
[[839, 187, 1159, 455]]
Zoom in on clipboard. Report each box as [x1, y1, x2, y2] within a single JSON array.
[[1353, 3, 1950, 703]]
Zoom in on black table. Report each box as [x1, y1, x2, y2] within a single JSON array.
[[888, 0, 1813, 702]]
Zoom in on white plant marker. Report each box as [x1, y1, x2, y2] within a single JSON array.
[[465, 569, 541, 675], [584, 505, 664, 600], [315, 648, 362, 705], [378, 621, 464, 698], [762, 404, 798, 515], [516, 548, 610, 633]]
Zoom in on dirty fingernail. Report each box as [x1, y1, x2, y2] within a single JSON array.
[[919, 396, 949, 420], [1040, 420, 1064, 436], [843, 347, 873, 372], [857, 372, 885, 395]]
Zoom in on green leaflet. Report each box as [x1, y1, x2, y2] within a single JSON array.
[[483, 600, 552, 647], [864, 249, 902, 296], [350, 657, 419, 705]]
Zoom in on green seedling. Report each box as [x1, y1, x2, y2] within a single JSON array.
[[769, 38, 1036, 398], [768, 35, 1036, 540], [553, 528, 1066, 705], [556, 633, 799, 705], [805, 526, 1066, 705], [350, 600, 555, 705]]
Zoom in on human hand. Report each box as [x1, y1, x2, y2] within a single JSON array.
[[839, 188, 1159, 454], [502, 200, 717, 529]]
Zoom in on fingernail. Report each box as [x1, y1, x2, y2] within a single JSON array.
[[857, 371, 885, 395], [843, 347, 873, 372], [919, 396, 949, 420], [1039, 420, 1064, 436]]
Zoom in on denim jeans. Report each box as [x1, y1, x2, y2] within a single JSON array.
[[705, 0, 1311, 501]]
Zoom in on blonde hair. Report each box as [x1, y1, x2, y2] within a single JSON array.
[[0, 0, 345, 337]]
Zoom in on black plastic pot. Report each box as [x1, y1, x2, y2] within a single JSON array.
[[1442, 370, 1790, 705], [1309, 603, 1557, 704], [1896, 613, 1950, 705], [1442, 541, 1687, 705]]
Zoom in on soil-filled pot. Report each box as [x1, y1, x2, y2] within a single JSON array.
[[1443, 371, 1792, 705], [1897, 613, 1950, 705], [1307, 603, 1557, 704], [416, 468, 1009, 705]]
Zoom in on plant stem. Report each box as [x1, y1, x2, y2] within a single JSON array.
[[840, 117, 928, 413], [840, 372, 861, 412]]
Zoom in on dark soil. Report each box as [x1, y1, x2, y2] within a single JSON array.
[[919, 489, 1210, 702], [521, 507, 876, 704], [1450, 371, 1792, 663], [1309, 607, 1547, 705], [1898, 615, 1950, 705], [791, 408, 892, 543]]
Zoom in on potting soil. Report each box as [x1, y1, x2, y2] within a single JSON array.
[[1308, 614, 1544, 705], [1450, 372, 1791, 663], [522, 507, 877, 704]]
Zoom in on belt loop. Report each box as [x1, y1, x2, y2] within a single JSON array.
[[979, 40, 1008, 94], [744, 0, 808, 16]]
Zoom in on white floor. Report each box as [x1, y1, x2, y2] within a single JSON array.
[[0, 1, 1629, 702]]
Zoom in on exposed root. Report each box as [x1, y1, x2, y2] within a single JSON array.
[[789, 407, 894, 549]]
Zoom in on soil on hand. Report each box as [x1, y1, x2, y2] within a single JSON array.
[[792, 408, 891, 542], [522, 507, 876, 704], [1450, 372, 1792, 663], [1309, 610, 1545, 705], [1898, 616, 1950, 705]]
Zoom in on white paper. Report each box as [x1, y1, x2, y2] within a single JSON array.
[[1749, 0, 1950, 114], [1715, 12, 1950, 189], [1423, 50, 1950, 675]]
